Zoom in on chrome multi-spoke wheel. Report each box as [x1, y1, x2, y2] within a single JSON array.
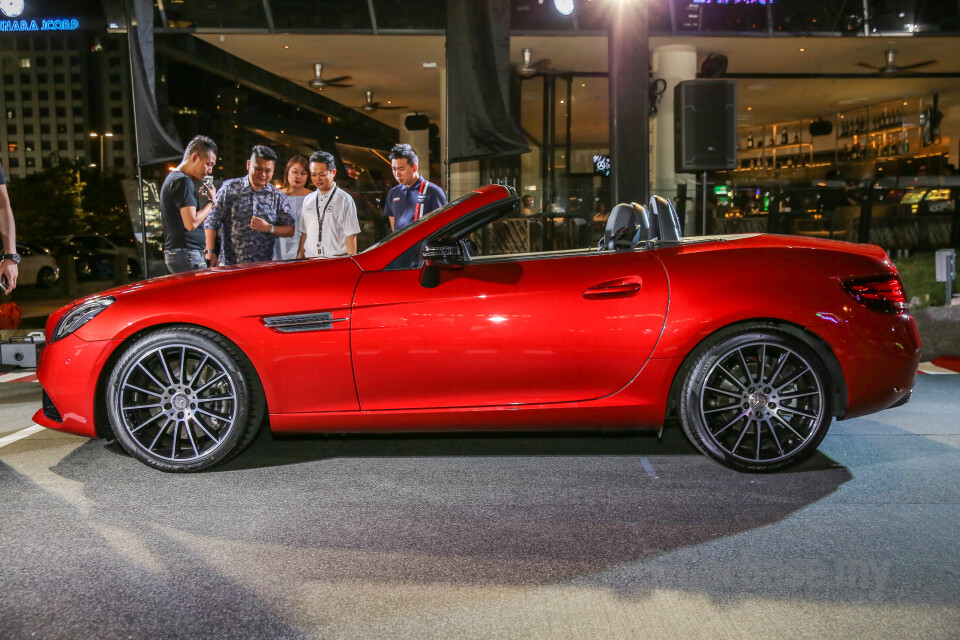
[[106, 327, 264, 472], [680, 329, 833, 472]]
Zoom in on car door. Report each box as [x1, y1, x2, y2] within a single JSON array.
[[351, 247, 669, 411]]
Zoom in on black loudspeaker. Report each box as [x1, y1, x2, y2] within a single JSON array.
[[404, 114, 429, 131], [674, 80, 737, 173], [809, 117, 833, 137]]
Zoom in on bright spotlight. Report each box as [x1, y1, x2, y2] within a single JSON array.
[[554, 0, 574, 16]]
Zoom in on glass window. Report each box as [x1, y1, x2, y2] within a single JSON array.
[[73, 106, 83, 117], [3, 91, 13, 101], [6, 125, 16, 135], [54, 73, 65, 83], [8, 158, 18, 168], [773, 0, 863, 33], [22, 107, 32, 118], [41, 140, 51, 151], [55, 90, 65, 100], [674, 0, 769, 33], [5, 108, 14, 119], [162, 0, 268, 29], [272, 0, 373, 30], [40, 124, 50, 134], [22, 90, 32, 101], [23, 124, 33, 134], [373, 0, 446, 30], [111, 107, 123, 118], [38, 90, 48, 101], [39, 107, 49, 118]]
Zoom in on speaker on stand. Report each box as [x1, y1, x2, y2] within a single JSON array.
[[674, 79, 737, 234]]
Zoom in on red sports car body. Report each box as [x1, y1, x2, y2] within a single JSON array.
[[34, 185, 921, 472]]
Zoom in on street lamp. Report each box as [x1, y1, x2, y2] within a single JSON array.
[[89, 131, 113, 174]]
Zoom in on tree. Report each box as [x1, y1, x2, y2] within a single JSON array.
[[7, 163, 90, 246]]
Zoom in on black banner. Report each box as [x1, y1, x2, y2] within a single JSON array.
[[124, 0, 182, 166], [446, 0, 528, 163]]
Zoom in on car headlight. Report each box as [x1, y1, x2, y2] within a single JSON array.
[[52, 297, 115, 342]]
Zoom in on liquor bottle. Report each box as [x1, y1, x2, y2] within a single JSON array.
[[793, 131, 799, 144], [747, 132, 754, 149], [781, 128, 789, 145]]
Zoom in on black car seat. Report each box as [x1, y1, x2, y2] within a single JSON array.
[[630, 203, 654, 245], [648, 195, 683, 242], [602, 203, 638, 250]]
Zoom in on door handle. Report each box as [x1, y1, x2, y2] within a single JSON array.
[[583, 277, 642, 299]]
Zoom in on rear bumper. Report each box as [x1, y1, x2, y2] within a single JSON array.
[[812, 312, 921, 419]]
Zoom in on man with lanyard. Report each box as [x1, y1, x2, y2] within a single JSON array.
[[297, 150, 360, 258], [384, 143, 446, 232], [204, 145, 295, 266]]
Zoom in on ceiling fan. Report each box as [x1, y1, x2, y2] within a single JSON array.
[[307, 63, 353, 89], [856, 49, 937, 77], [356, 90, 407, 113], [516, 47, 551, 77]]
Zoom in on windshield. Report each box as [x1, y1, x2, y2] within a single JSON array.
[[361, 192, 479, 253]]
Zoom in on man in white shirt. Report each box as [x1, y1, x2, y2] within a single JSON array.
[[297, 150, 361, 258]]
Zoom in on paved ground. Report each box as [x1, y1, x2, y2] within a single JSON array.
[[1, 365, 958, 639]]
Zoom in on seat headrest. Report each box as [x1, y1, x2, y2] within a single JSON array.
[[648, 195, 682, 242]]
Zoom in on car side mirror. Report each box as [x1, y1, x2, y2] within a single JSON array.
[[421, 236, 465, 270]]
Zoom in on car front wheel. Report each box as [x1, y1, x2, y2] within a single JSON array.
[[106, 327, 264, 472], [679, 328, 833, 472]]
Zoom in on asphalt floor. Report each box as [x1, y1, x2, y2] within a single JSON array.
[[0, 368, 958, 639]]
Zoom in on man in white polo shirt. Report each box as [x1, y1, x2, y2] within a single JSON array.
[[296, 150, 360, 258]]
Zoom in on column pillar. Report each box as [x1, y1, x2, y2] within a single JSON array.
[[608, 0, 649, 206], [651, 44, 698, 223]]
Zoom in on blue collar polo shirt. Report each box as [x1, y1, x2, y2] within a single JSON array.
[[384, 177, 447, 231]]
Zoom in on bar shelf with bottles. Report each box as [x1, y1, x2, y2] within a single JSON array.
[[836, 98, 922, 162], [737, 121, 813, 171]]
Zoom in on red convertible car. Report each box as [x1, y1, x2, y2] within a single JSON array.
[[34, 185, 920, 473]]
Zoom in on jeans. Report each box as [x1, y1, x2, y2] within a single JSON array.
[[164, 248, 206, 274]]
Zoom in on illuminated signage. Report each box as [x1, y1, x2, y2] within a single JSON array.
[[593, 154, 611, 177], [0, 0, 25, 19], [0, 17, 79, 31], [690, 1, 771, 4], [0, 0, 81, 32]]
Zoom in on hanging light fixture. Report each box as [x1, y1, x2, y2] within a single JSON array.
[[554, 0, 574, 16]]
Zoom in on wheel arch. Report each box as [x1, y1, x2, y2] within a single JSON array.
[[664, 318, 847, 425], [93, 322, 267, 440]]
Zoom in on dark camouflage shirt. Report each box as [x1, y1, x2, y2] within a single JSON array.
[[205, 175, 294, 265]]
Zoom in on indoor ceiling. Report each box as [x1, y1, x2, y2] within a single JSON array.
[[195, 32, 960, 137]]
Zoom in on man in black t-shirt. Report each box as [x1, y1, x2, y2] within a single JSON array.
[[0, 161, 19, 293], [160, 135, 218, 273]]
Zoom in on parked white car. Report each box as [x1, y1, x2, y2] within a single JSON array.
[[17, 242, 60, 288]]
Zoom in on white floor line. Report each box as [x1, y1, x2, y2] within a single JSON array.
[[918, 362, 959, 375], [0, 371, 37, 383], [0, 424, 45, 449]]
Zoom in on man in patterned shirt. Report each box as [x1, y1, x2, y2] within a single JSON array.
[[204, 145, 295, 266]]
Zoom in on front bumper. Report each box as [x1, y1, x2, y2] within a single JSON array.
[[32, 334, 121, 439]]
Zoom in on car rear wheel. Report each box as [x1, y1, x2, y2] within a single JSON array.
[[679, 328, 833, 472], [106, 327, 264, 472], [36, 266, 57, 288]]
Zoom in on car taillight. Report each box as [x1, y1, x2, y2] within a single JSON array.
[[843, 275, 908, 314]]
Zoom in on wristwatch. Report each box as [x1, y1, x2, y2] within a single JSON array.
[[269, 224, 275, 235], [204, 250, 216, 256], [2, 253, 20, 264]]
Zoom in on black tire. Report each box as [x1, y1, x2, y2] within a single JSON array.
[[105, 326, 265, 472], [36, 266, 58, 288], [679, 327, 833, 472], [126, 259, 141, 278]]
